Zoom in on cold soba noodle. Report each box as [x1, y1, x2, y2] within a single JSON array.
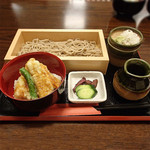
[[17, 38, 102, 57]]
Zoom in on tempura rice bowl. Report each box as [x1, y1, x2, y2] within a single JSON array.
[[0, 52, 66, 112]]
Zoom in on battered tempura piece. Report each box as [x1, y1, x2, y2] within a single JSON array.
[[14, 75, 31, 100], [14, 58, 62, 100]]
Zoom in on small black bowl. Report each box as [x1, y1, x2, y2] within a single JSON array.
[[148, 0, 150, 13], [113, 0, 146, 16]]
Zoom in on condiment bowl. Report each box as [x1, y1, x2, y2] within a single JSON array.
[[109, 26, 143, 49], [107, 26, 143, 67], [0, 52, 66, 112], [68, 71, 107, 103]]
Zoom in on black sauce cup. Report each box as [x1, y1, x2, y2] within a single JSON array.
[[113, 0, 146, 16]]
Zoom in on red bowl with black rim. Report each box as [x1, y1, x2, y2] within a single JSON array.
[[0, 52, 66, 112]]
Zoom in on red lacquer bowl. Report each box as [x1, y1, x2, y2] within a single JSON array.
[[0, 52, 66, 112]]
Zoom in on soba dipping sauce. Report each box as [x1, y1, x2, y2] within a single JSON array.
[[127, 63, 148, 76]]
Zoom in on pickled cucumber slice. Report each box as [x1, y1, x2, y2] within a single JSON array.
[[76, 85, 97, 99]]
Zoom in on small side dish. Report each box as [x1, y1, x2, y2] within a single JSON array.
[[73, 77, 98, 99], [14, 58, 62, 100], [68, 71, 107, 103]]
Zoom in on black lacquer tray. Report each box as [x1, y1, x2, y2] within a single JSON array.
[[0, 61, 150, 120]]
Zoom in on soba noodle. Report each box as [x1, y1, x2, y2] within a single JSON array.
[[17, 38, 102, 57]]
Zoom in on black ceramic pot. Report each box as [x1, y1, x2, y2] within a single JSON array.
[[113, 0, 146, 16], [113, 58, 150, 100], [148, 0, 150, 13]]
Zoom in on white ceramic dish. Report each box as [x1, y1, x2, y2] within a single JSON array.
[[68, 71, 107, 103]]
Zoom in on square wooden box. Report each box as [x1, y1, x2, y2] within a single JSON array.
[[4, 29, 109, 74]]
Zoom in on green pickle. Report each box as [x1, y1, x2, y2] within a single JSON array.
[[75, 84, 97, 99]]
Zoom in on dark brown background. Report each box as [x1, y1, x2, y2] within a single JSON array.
[[0, 0, 150, 149]]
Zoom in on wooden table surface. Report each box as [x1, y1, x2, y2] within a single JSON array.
[[0, 0, 150, 149]]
